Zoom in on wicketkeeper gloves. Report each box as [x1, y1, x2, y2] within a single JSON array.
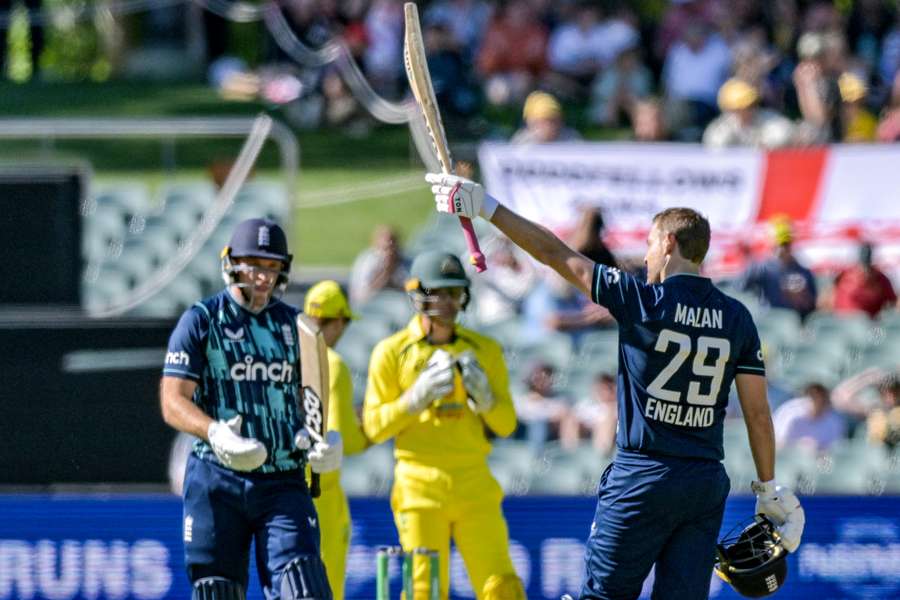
[[458, 351, 495, 413], [404, 349, 456, 414], [752, 480, 806, 552], [207, 415, 268, 472]]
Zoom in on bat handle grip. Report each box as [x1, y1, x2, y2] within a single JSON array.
[[310, 472, 321, 498], [459, 216, 487, 272]]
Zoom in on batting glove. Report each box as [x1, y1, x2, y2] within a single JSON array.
[[207, 415, 268, 472], [306, 430, 343, 474], [458, 351, 495, 413], [426, 173, 499, 220], [404, 349, 455, 414], [752, 480, 806, 552]]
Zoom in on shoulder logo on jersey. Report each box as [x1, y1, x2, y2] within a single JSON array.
[[604, 267, 621, 285], [230, 356, 295, 382], [165, 351, 190, 367], [757, 349, 764, 362], [282, 324, 295, 347], [224, 326, 245, 341]]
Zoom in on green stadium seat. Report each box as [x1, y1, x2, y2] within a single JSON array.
[[341, 443, 395, 497]]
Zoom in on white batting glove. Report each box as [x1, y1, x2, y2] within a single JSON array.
[[426, 173, 499, 220], [307, 430, 343, 474], [207, 415, 268, 472], [458, 351, 495, 413], [752, 480, 806, 552], [404, 349, 455, 414]]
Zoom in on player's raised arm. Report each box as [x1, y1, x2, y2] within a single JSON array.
[[427, 173, 595, 295]]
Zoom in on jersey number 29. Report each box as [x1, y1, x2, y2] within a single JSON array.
[[647, 329, 730, 406]]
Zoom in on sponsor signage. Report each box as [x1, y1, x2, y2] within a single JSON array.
[[2, 495, 898, 599]]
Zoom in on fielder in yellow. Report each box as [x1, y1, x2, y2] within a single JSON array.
[[303, 281, 371, 600], [363, 250, 526, 600]]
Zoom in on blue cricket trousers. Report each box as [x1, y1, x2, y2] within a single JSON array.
[[182, 453, 321, 598], [581, 450, 730, 600]]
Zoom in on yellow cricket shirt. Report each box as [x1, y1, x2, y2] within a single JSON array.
[[316, 347, 369, 489], [363, 316, 516, 469]]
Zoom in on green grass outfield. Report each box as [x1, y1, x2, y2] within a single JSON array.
[[0, 81, 434, 265]]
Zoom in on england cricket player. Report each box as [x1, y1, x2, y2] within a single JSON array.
[[363, 250, 526, 600], [425, 175, 806, 600], [302, 280, 371, 600], [160, 218, 343, 600]]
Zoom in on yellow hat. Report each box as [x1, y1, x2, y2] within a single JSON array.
[[717, 78, 759, 111], [771, 217, 794, 245], [303, 280, 358, 320], [523, 91, 562, 122], [839, 72, 867, 103]]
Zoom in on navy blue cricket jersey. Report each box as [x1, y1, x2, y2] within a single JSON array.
[[591, 264, 765, 461], [163, 289, 306, 472]]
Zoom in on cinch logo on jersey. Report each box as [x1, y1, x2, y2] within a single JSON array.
[[165, 351, 190, 366], [230, 356, 295, 382]]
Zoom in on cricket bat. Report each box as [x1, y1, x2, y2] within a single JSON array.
[[403, 2, 487, 273], [296, 314, 329, 498]]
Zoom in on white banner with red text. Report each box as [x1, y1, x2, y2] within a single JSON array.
[[478, 142, 900, 280]]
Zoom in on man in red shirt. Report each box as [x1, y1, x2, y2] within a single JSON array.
[[832, 242, 898, 318]]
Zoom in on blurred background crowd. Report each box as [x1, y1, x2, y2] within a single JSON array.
[[188, 0, 900, 145], [5, 0, 900, 495]]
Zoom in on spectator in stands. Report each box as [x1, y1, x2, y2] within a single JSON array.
[[838, 72, 878, 142], [364, 0, 404, 97], [826, 242, 897, 318], [880, 12, 900, 86], [654, 0, 721, 62], [773, 382, 846, 453], [739, 219, 818, 320], [471, 236, 538, 325], [424, 0, 493, 64], [546, 4, 639, 100], [865, 375, 900, 451], [846, 0, 895, 77], [703, 78, 795, 148], [349, 225, 409, 306], [877, 72, 900, 142], [511, 91, 581, 144], [793, 31, 846, 143], [514, 362, 570, 454], [630, 98, 671, 142], [588, 43, 652, 127], [521, 270, 613, 347], [424, 19, 481, 120], [560, 372, 617, 455], [662, 21, 732, 141], [832, 368, 900, 430], [568, 207, 618, 269], [477, 0, 549, 107]]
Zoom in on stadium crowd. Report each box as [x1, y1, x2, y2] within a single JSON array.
[[248, 0, 900, 144]]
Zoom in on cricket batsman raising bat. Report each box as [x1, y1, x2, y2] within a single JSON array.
[[403, 1, 487, 273]]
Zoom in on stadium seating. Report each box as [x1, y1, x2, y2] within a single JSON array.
[[81, 180, 291, 315]]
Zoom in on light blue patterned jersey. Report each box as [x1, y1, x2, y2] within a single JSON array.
[[163, 289, 305, 472]]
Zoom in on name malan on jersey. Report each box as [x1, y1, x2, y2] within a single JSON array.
[[674, 302, 723, 329], [645, 397, 714, 427]]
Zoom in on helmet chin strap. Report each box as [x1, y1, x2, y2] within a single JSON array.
[[227, 283, 274, 314]]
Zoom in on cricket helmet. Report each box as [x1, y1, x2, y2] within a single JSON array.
[[221, 218, 292, 292], [715, 515, 789, 598], [405, 250, 470, 314]]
